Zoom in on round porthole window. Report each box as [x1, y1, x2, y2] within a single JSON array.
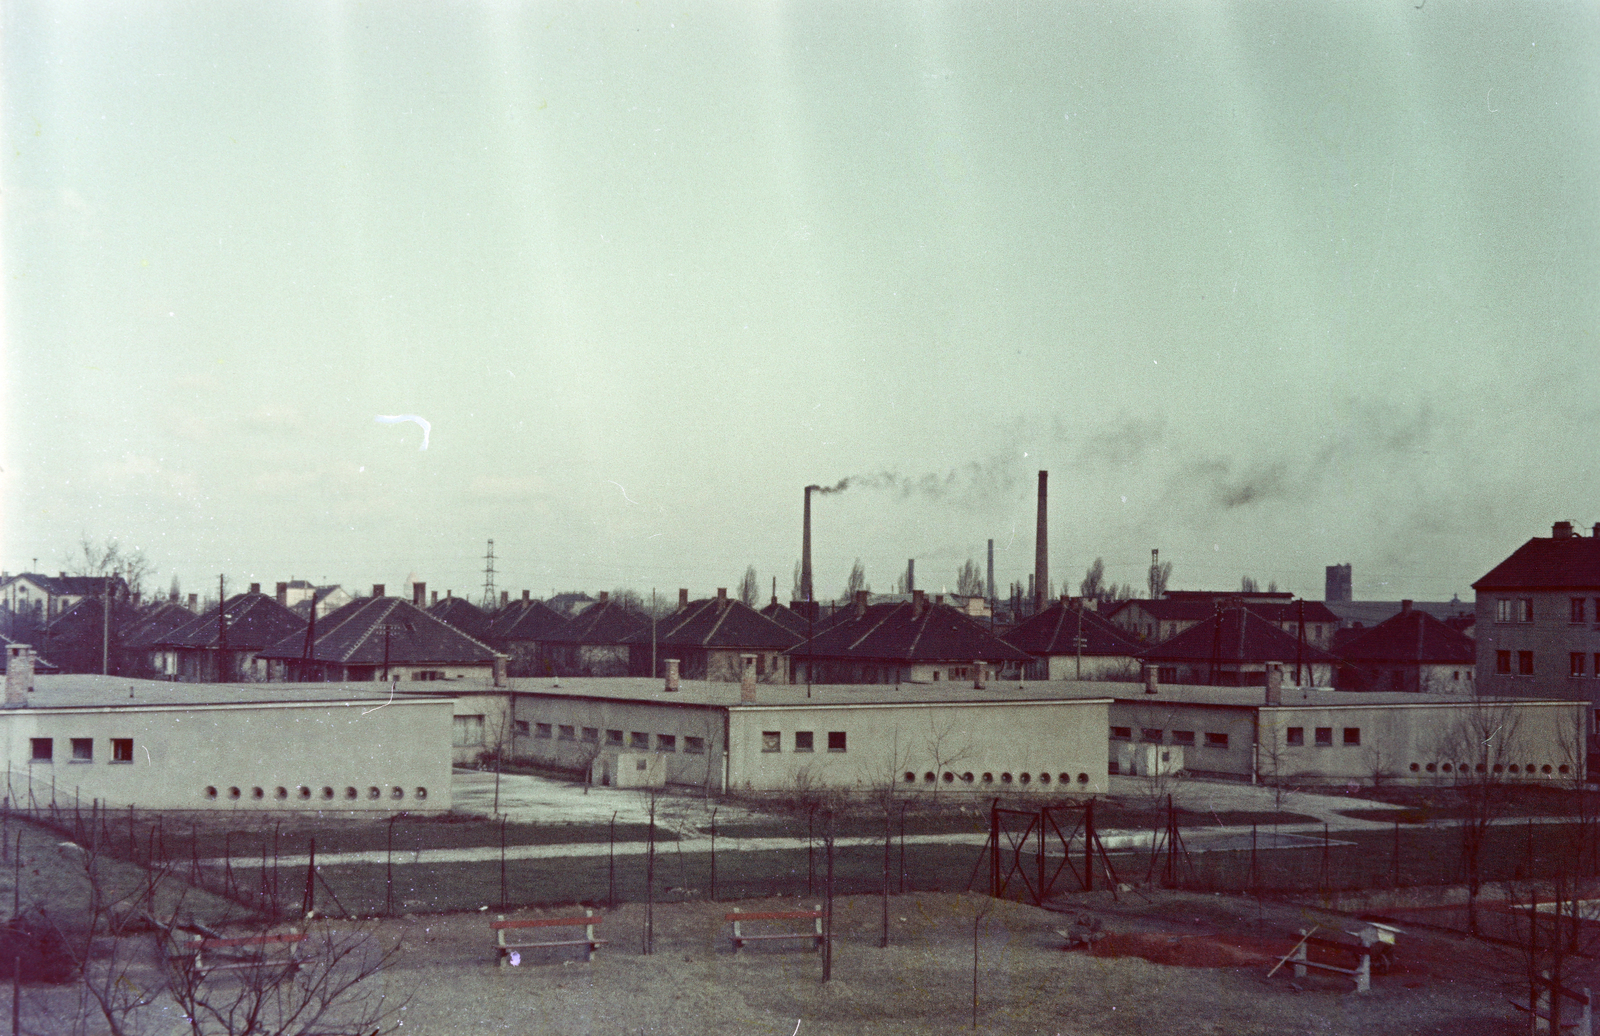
[[228, 786, 241, 799], [1062, 773, 1073, 785], [982, 773, 993, 783], [252, 787, 264, 799], [903, 772, 916, 783], [297, 786, 312, 800], [1019, 772, 1031, 784], [1076, 773, 1089, 785], [345, 787, 358, 800], [1039, 773, 1051, 785], [1000, 773, 1013, 784], [942, 772, 954, 783], [1509, 765, 1520, 774], [275, 787, 288, 800], [1441, 763, 1452, 773], [390, 787, 404, 800], [415, 787, 428, 800], [204, 786, 218, 800], [924, 772, 936, 783], [1542, 764, 1553, 774], [961, 772, 974, 783], [1425, 763, 1436, 773], [1409, 763, 1420, 772], [321, 786, 334, 800], [368, 786, 381, 799]]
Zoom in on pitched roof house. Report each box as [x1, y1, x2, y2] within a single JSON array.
[[1111, 591, 1340, 650], [788, 590, 1031, 685], [1334, 600, 1476, 694], [258, 595, 504, 684], [1142, 605, 1335, 687], [542, 593, 649, 677], [1004, 597, 1146, 681], [481, 597, 571, 677], [625, 588, 802, 682], [152, 589, 308, 682]]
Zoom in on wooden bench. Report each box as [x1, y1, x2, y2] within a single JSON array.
[[1268, 924, 1397, 994], [491, 910, 607, 965], [1510, 972, 1592, 1036], [186, 931, 307, 975], [726, 907, 825, 954]]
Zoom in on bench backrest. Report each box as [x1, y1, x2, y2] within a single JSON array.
[[491, 916, 602, 931], [192, 933, 306, 951], [724, 911, 823, 922]]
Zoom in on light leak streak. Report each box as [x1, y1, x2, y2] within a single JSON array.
[[375, 415, 431, 450]]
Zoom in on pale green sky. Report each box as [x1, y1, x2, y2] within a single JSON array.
[[4, 1, 1597, 603]]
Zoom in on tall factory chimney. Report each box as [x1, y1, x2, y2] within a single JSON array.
[[986, 539, 995, 608], [1035, 470, 1049, 614], [906, 559, 915, 594], [801, 486, 814, 603]]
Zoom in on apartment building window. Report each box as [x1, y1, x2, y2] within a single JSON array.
[[1519, 651, 1535, 676], [582, 727, 599, 743], [112, 739, 133, 763], [1110, 726, 1132, 741], [1496, 650, 1512, 675], [606, 729, 624, 746], [657, 734, 676, 753], [1574, 598, 1589, 623], [1343, 728, 1361, 746], [31, 738, 52, 762], [1141, 728, 1163, 743], [1315, 727, 1333, 747], [534, 723, 552, 739], [1496, 598, 1534, 623], [1573, 653, 1588, 678], [762, 731, 781, 752], [558, 725, 576, 740], [1204, 732, 1228, 748], [72, 738, 93, 762], [453, 715, 485, 748], [1172, 730, 1195, 746], [1286, 727, 1304, 746], [828, 731, 847, 752], [794, 731, 814, 752], [684, 736, 706, 754], [629, 732, 649, 750]]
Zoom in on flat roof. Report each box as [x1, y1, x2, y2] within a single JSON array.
[[502, 676, 1567, 712], [9, 675, 456, 710]]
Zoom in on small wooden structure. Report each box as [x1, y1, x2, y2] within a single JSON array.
[[1268, 922, 1400, 994], [726, 907, 825, 953], [186, 931, 306, 975], [491, 910, 607, 965]]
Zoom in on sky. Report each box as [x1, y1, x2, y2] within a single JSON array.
[[3, 1, 1598, 608]]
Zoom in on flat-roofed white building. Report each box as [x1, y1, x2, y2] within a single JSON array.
[[0, 675, 454, 811]]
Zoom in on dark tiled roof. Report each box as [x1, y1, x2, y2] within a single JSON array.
[[118, 602, 196, 649], [1, 573, 128, 597], [429, 596, 495, 640], [630, 598, 802, 651], [156, 593, 307, 651], [790, 601, 1031, 663], [1474, 534, 1600, 590], [759, 601, 812, 636], [485, 600, 570, 643], [1113, 595, 1338, 626], [548, 600, 650, 646], [1339, 608, 1476, 664], [1143, 607, 1335, 663], [258, 597, 500, 665], [1004, 600, 1144, 657]]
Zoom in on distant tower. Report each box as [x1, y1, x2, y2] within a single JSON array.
[[481, 539, 497, 609], [1325, 563, 1352, 602]]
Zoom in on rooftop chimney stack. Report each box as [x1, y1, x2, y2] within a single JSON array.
[[664, 658, 680, 693], [372, 584, 385, 598], [801, 486, 814, 603], [854, 589, 868, 617], [522, 589, 530, 602], [500, 590, 509, 607], [1554, 521, 1576, 539], [187, 593, 198, 612], [431, 591, 438, 606], [598, 591, 609, 606], [1035, 470, 1049, 614], [740, 654, 757, 702], [679, 588, 689, 610], [414, 582, 427, 607], [276, 582, 288, 607], [911, 589, 927, 618], [5, 644, 35, 707], [249, 582, 261, 595], [1265, 662, 1283, 705], [972, 660, 985, 691], [1143, 663, 1158, 695]]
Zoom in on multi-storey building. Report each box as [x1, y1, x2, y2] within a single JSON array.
[[1474, 521, 1600, 724]]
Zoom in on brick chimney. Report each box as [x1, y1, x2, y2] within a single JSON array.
[[1554, 521, 1576, 539], [372, 584, 385, 598], [1142, 663, 1158, 695], [972, 660, 985, 691], [717, 587, 728, 610], [249, 582, 261, 595], [679, 588, 690, 610], [911, 589, 927, 618], [854, 589, 868, 617], [665, 658, 680, 692], [413, 582, 427, 607], [276, 582, 288, 607], [5, 644, 35, 707], [522, 589, 530, 602], [598, 591, 609, 606], [187, 593, 198, 612], [740, 654, 757, 702], [1265, 662, 1283, 705], [500, 590, 508, 607], [431, 591, 438, 606]]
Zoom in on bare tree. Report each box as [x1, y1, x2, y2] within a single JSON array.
[[955, 560, 983, 597], [69, 535, 153, 600], [1240, 575, 1259, 594], [923, 715, 975, 795], [791, 560, 802, 602], [1148, 558, 1172, 599], [737, 566, 760, 607], [1435, 699, 1525, 934], [843, 559, 869, 600]]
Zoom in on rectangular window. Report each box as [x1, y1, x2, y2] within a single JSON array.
[[1141, 728, 1162, 743], [1204, 732, 1228, 749], [1343, 727, 1361, 746], [582, 727, 599, 743], [657, 734, 676, 753], [1574, 598, 1588, 624], [514, 720, 530, 736], [1314, 727, 1333, 747], [30, 738, 52, 763], [1497, 598, 1513, 622], [606, 729, 624, 746], [1286, 727, 1304, 746], [1171, 730, 1195, 746], [1519, 650, 1535, 676], [1498, 598, 1535, 623], [452, 715, 485, 748], [534, 723, 553, 739], [762, 731, 781, 752], [794, 731, 814, 752], [827, 731, 847, 752], [684, 736, 706, 754], [629, 731, 649, 750], [111, 739, 133, 763], [1110, 726, 1132, 741], [1158, 667, 1178, 683], [1574, 653, 1588, 678], [71, 738, 93, 762], [1496, 650, 1512, 675], [558, 724, 575, 740]]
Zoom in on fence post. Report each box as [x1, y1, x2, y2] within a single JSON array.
[[1392, 819, 1400, 887], [899, 802, 907, 894], [499, 816, 507, 910], [709, 809, 717, 902], [989, 800, 1000, 898], [302, 838, 316, 917], [385, 819, 394, 916], [1085, 799, 1096, 893]]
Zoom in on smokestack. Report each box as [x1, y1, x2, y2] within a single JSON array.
[[664, 658, 680, 692], [5, 644, 35, 707], [414, 582, 427, 607], [1035, 470, 1048, 614], [801, 486, 814, 603], [276, 582, 288, 607], [740, 654, 757, 702], [906, 559, 915, 594], [372, 584, 385, 598], [1265, 662, 1283, 705], [987, 539, 995, 606]]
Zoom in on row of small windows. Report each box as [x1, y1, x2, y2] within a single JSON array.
[[1286, 727, 1361, 747], [1496, 597, 1600, 624], [762, 731, 847, 753], [30, 738, 134, 763], [202, 785, 427, 801], [902, 770, 1090, 786], [524, 722, 706, 754], [1406, 762, 1568, 777], [1496, 651, 1538, 676], [1111, 727, 1229, 749], [1570, 654, 1600, 677]]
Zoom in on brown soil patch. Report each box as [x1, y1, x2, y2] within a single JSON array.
[[1087, 930, 1280, 968]]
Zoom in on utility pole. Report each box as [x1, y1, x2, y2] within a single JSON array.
[[101, 575, 111, 675], [217, 575, 228, 682], [481, 539, 497, 610]]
